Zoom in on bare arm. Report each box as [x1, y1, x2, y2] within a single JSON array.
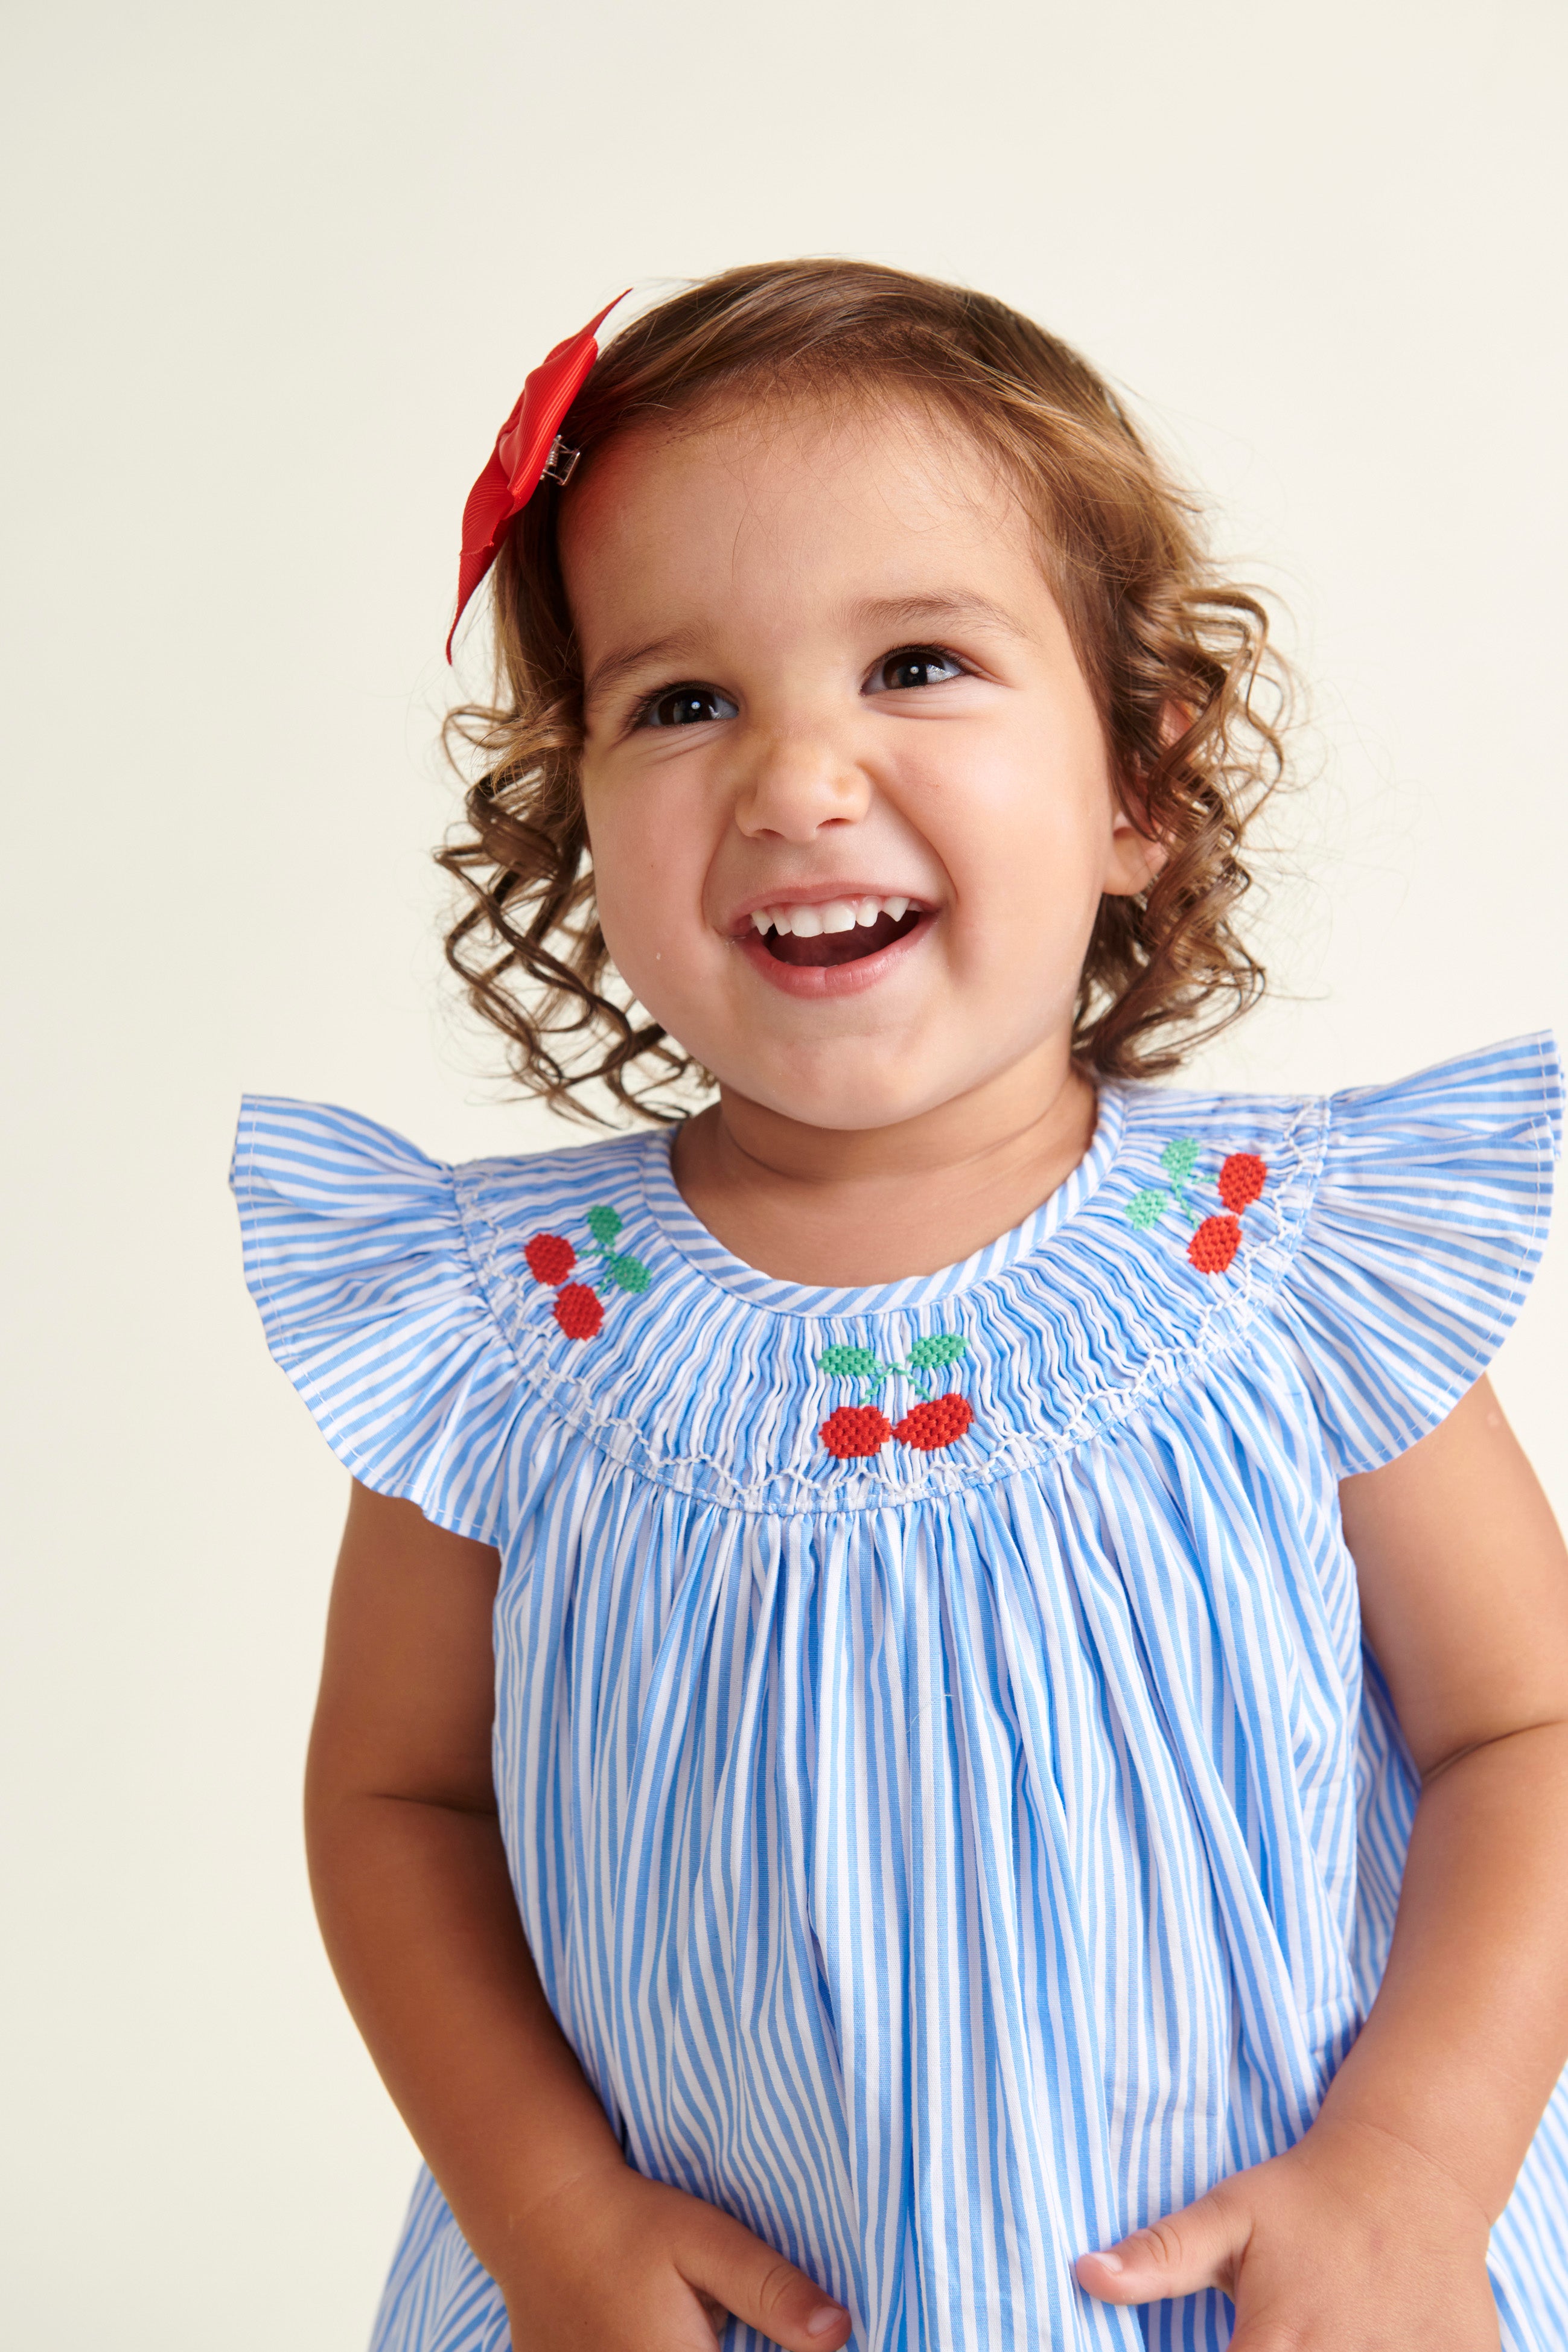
[[305, 1480, 852, 2352], [304, 1483, 620, 2261], [1320, 1373, 1568, 2214], [1079, 1376, 1568, 2345]]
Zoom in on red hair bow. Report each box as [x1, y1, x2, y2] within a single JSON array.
[[447, 291, 629, 661]]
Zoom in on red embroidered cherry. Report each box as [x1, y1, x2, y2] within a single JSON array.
[[892, 1394, 975, 1452], [525, 1232, 575, 1286], [1188, 1214, 1241, 1274], [1217, 1153, 1267, 1213], [552, 1282, 604, 1340], [820, 1404, 893, 1459]]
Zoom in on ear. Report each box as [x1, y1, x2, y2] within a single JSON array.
[[1103, 794, 1170, 899], [1101, 702, 1185, 898]]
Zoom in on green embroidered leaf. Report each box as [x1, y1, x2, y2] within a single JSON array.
[[1126, 1187, 1168, 1231], [585, 1203, 623, 1245], [818, 1343, 882, 1381], [1160, 1138, 1199, 1185], [908, 1332, 967, 1371], [605, 1251, 650, 1295]]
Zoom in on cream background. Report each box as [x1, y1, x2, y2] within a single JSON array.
[[4, 3, 1565, 2344]]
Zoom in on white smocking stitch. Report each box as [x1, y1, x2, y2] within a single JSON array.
[[449, 1096, 1332, 1518]]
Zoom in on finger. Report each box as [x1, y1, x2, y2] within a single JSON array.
[[678, 2205, 853, 2351], [1075, 2186, 1247, 2306]]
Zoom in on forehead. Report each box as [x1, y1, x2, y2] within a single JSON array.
[[557, 391, 1043, 627]]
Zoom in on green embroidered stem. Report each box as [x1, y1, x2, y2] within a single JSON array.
[[905, 1331, 967, 1396], [583, 1203, 651, 1295], [1127, 1138, 1201, 1234], [818, 1331, 968, 1402], [1123, 1140, 1269, 1283]]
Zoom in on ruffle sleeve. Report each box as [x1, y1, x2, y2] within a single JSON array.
[[231, 1095, 523, 1544], [1273, 1032, 1563, 1477]]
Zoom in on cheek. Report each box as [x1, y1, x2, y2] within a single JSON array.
[[918, 719, 1115, 941], [582, 772, 713, 983]]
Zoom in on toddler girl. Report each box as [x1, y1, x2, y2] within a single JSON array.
[[234, 260, 1568, 2351]]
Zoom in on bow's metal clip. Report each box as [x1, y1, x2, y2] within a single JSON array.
[[541, 436, 582, 487]]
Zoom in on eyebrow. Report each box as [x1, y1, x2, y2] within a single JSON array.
[[581, 591, 1030, 714], [846, 592, 1030, 639], [582, 631, 703, 714]]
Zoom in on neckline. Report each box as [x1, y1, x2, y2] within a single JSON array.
[[637, 1085, 1127, 1319]]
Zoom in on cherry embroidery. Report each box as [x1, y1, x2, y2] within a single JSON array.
[[524, 1232, 575, 1286], [552, 1282, 605, 1340], [1126, 1143, 1268, 1276], [1217, 1152, 1266, 1213], [816, 1332, 973, 1461], [521, 1203, 651, 1340], [821, 1404, 894, 1459], [893, 1394, 976, 1452], [1188, 1216, 1241, 1274]]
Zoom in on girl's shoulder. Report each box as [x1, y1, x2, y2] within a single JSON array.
[[1111, 1027, 1562, 1254], [231, 1033, 1561, 1525], [229, 1095, 658, 1543], [1103, 1028, 1561, 1473]]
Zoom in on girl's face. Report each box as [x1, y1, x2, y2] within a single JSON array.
[[563, 396, 1158, 1133]]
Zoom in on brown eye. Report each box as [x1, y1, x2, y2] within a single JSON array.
[[869, 646, 965, 694], [640, 684, 739, 729]]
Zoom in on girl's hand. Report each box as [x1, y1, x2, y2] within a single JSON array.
[[1075, 2115, 1499, 2349], [499, 2160, 853, 2352]]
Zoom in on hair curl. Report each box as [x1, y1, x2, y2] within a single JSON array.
[[439, 258, 1290, 1123]]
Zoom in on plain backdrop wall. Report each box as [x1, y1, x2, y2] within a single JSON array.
[[4, 3, 1565, 2344]]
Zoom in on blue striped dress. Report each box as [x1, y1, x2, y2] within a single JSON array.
[[232, 1034, 1568, 2352]]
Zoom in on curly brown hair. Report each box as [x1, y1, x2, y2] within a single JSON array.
[[439, 258, 1290, 1123]]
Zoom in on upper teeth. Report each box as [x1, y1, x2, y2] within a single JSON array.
[[750, 894, 913, 939]]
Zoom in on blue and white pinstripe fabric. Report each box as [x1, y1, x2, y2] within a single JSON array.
[[232, 1034, 1567, 2351]]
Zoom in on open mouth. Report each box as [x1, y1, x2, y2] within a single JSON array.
[[747, 894, 925, 969]]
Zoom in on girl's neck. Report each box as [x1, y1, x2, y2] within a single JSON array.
[[670, 1045, 1098, 1287]]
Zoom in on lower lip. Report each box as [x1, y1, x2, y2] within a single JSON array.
[[734, 915, 932, 998]]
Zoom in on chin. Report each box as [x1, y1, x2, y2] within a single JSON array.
[[744, 1063, 948, 1133]]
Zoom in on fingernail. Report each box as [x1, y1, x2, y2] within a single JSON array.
[[1094, 2250, 1124, 2274], [807, 2304, 847, 2335]]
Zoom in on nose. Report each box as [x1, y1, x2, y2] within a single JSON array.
[[731, 722, 872, 843]]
